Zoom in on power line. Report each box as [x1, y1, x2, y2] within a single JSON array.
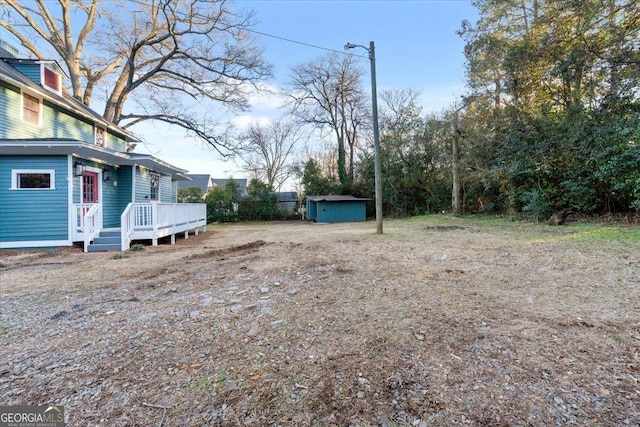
[[243, 27, 368, 59]]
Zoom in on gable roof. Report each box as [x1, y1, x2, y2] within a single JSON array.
[[177, 174, 212, 193], [211, 178, 248, 195], [0, 48, 138, 143], [212, 178, 247, 188], [277, 191, 299, 202]]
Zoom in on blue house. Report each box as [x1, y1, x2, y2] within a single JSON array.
[[0, 46, 206, 251], [306, 195, 369, 223]]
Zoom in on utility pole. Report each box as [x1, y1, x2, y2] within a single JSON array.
[[345, 41, 383, 234]]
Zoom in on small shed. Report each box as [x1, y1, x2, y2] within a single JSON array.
[[306, 195, 369, 223]]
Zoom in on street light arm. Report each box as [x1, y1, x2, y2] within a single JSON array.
[[344, 42, 367, 51], [344, 42, 373, 61]]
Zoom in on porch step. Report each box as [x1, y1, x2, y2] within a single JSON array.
[[87, 229, 122, 252]]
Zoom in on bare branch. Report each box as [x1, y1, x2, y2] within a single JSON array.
[[1, 0, 271, 152]]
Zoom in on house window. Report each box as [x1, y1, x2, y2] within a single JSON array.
[[11, 169, 55, 190], [43, 67, 60, 92], [95, 127, 106, 147], [150, 173, 160, 201], [22, 93, 41, 125]]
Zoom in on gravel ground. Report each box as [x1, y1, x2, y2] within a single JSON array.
[[1, 217, 639, 426]]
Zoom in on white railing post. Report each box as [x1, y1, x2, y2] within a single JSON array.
[[152, 203, 159, 246], [82, 203, 102, 252], [123, 202, 206, 246], [120, 203, 133, 251]]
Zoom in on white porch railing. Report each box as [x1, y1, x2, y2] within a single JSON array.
[[72, 203, 103, 251], [120, 203, 207, 251]]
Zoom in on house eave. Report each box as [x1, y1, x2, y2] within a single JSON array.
[[0, 139, 189, 179], [128, 154, 190, 180]]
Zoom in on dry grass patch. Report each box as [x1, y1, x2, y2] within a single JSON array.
[[1, 217, 638, 426]]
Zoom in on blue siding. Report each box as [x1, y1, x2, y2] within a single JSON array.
[[171, 181, 178, 202], [117, 166, 133, 207], [0, 156, 69, 243], [101, 165, 119, 228], [134, 167, 173, 202], [160, 175, 172, 203], [106, 131, 127, 152], [0, 80, 129, 149], [0, 81, 23, 138], [46, 101, 95, 141], [0, 84, 93, 141], [135, 166, 150, 202], [306, 199, 318, 221], [12, 63, 41, 84], [102, 165, 134, 226], [308, 200, 367, 223], [70, 161, 134, 228]]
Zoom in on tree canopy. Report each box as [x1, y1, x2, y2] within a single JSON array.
[[1, 0, 272, 151], [456, 0, 640, 215], [286, 52, 368, 192]]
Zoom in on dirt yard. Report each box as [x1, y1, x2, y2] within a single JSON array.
[[1, 217, 639, 426]]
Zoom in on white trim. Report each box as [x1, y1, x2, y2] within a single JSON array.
[[10, 169, 56, 190], [95, 125, 106, 147], [41, 64, 62, 95], [150, 172, 160, 201], [0, 239, 72, 249], [68, 155, 74, 244], [79, 165, 103, 203], [131, 165, 136, 202], [20, 90, 43, 126]]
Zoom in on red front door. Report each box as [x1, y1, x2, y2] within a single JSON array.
[[82, 172, 99, 203]]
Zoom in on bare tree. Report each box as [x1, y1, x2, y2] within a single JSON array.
[[286, 52, 367, 190], [1, 0, 271, 151], [235, 119, 304, 191]]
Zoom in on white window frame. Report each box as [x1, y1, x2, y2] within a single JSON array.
[[21, 91, 43, 126], [95, 126, 106, 147], [11, 169, 56, 190], [42, 65, 62, 95], [150, 172, 160, 201]]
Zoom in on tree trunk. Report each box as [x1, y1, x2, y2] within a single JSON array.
[[452, 111, 461, 214]]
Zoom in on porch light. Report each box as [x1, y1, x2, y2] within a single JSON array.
[[103, 169, 111, 181], [74, 163, 85, 177]]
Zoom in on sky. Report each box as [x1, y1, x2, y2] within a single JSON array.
[[1, 0, 479, 186], [133, 0, 480, 185]]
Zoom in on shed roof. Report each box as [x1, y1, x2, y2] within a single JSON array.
[[306, 195, 369, 202]]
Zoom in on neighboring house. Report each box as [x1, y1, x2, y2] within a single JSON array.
[[277, 191, 299, 215], [211, 178, 248, 196], [177, 174, 213, 196], [306, 195, 369, 223], [0, 46, 206, 251]]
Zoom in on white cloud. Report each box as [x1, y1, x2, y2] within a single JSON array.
[[232, 115, 272, 129]]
